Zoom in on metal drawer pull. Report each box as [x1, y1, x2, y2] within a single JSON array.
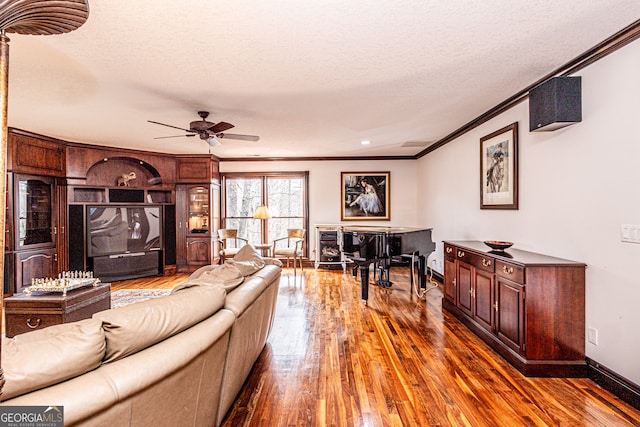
[[446, 247, 452, 254], [482, 258, 491, 267], [457, 250, 465, 258], [26, 318, 41, 329], [502, 265, 514, 274]]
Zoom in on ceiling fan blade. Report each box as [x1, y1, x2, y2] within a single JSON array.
[[217, 133, 260, 142], [153, 134, 196, 139], [148, 120, 193, 133], [209, 121, 234, 133]]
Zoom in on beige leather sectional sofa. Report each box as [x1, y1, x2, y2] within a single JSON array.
[[1, 246, 282, 427]]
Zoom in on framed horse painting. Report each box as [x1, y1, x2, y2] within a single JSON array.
[[480, 122, 519, 209]]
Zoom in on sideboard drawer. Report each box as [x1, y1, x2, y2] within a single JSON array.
[[444, 243, 456, 259], [5, 313, 62, 337], [496, 260, 524, 283], [456, 249, 495, 273]]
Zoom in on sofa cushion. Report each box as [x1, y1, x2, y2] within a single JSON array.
[[93, 285, 226, 363], [1, 318, 105, 400]]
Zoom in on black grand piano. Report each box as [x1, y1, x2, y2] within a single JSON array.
[[341, 226, 435, 302]]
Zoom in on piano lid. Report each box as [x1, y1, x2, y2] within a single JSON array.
[[341, 226, 432, 234]]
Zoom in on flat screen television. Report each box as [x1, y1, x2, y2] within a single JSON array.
[[87, 205, 162, 257]]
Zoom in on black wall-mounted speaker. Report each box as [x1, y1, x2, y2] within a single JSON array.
[[164, 204, 176, 265], [529, 76, 582, 132], [68, 204, 86, 271], [109, 188, 145, 203]]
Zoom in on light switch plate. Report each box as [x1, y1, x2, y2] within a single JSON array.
[[621, 224, 640, 243]]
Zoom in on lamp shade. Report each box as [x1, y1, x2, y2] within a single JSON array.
[[253, 205, 271, 219]]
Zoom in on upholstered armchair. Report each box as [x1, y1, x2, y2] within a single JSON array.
[[217, 229, 248, 263], [272, 228, 306, 275]]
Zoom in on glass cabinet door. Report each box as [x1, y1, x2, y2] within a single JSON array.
[[188, 186, 210, 234], [16, 176, 54, 248]]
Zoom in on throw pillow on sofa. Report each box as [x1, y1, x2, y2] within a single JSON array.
[[226, 244, 265, 276], [1, 318, 106, 400]]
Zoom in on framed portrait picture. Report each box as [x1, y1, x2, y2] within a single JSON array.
[[341, 172, 390, 220], [480, 122, 518, 209]]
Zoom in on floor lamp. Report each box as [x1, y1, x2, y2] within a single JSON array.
[[253, 205, 271, 253], [0, 0, 90, 395]]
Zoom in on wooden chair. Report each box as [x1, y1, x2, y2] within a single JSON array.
[[272, 228, 306, 275], [217, 229, 248, 263]]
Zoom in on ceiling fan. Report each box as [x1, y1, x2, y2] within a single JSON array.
[[148, 111, 260, 146]]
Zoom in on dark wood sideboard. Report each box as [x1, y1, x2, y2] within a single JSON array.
[[442, 240, 586, 377]]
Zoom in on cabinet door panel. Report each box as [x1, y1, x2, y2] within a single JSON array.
[[457, 261, 473, 316], [496, 277, 525, 354], [175, 185, 188, 267], [14, 175, 56, 250], [15, 249, 56, 293], [444, 257, 457, 304], [473, 269, 494, 332], [186, 238, 211, 266]]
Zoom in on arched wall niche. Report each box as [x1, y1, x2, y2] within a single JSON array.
[[86, 157, 163, 187]]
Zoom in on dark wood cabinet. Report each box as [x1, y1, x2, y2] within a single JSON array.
[[442, 240, 586, 377], [175, 156, 220, 271], [176, 184, 214, 271], [8, 175, 60, 294]]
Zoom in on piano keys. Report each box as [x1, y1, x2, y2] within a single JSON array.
[[340, 226, 435, 302]]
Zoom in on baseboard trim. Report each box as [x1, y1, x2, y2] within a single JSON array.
[[586, 357, 640, 410]]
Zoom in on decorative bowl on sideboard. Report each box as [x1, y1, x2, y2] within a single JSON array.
[[483, 240, 513, 251]]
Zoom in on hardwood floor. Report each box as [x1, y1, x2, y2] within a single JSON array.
[[114, 267, 640, 426]]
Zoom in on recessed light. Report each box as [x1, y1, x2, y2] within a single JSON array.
[[361, 140, 371, 145]]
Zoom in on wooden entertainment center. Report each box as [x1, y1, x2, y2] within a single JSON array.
[[3, 128, 221, 295], [443, 240, 586, 377]]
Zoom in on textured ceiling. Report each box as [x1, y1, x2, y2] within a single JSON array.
[[5, 1, 640, 158]]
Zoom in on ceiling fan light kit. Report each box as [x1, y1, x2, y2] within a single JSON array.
[[148, 111, 259, 146], [206, 136, 222, 146]]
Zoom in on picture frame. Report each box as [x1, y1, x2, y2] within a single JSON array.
[[341, 172, 390, 220], [480, 122, 518, 209]]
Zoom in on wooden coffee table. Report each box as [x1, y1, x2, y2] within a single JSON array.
[[4, 282, 111, 337]]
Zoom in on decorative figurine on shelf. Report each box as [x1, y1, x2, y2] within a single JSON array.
[[117, 171, 137, 187]]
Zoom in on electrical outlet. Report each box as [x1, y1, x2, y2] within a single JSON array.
[[588, 327, 599, 345]]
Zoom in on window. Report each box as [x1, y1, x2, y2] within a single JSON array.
[[222, 172, 308, 253]]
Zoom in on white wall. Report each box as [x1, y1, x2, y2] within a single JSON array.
[[220, 159, 418, 258], [418, 39, 640, 384]]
